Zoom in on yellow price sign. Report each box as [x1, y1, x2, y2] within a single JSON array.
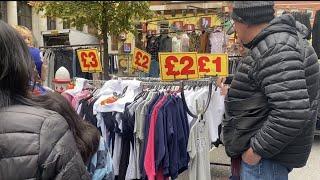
[[159, 52, 200, 81], [77, 48, 102, 73], [132, 48, 151, 73], [197, 53, 229, 77]]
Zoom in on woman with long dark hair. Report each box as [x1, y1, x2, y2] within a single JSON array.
[[0, 20, 91, 179], [31, 92, 100, 164]]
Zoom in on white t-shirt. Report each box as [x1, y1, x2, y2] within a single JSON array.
[[185, 87, 225, 142], [172, 36, 182, 52], [93, 80, 142, 114], [204, 88, 225, 142], [187, 118, 211, 180]]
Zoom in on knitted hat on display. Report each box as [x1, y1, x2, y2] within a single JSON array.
[[231, 1, 275, 25]]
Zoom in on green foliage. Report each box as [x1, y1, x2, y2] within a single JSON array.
[[33, 1, 154, 38]]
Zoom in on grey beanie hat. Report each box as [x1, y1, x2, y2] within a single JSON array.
[[231, 1, 275, 24]]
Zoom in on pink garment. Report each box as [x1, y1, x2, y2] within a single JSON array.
[[144, 95, 168, 180], [156, 167, 169, 180], [71, 90, 90, 110], [61, 92, 74, 105]]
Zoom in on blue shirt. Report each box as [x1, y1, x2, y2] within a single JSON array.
[[29, 47, 42, 77]]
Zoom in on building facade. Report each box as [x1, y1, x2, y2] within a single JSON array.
[[0, 1, 90, 47], [1, 1, 320, 48]]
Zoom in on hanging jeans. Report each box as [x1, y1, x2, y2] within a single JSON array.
[[240, 159, 292, 180], [148, 59, 160, 77]]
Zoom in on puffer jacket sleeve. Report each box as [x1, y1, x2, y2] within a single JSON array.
[[250, 44, 311, 158], [38, 113, 90, 180]]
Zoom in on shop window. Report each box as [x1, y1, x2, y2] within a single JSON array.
[[17, 1, 32, 30], [111, 35, 118, 51], [47, 17, 56, 30], [63, 19, 71, 29], [0, 2, 7, 22]]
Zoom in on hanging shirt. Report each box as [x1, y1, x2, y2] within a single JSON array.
[[199, 32, 210, 53], [187, 118, 211, 180], [204, 88, 225, 142], [146, 35, 160, 61], [189, 87, 226, 143], [130, 92, 156, 179], [113, 113, 123, 176], [88, 137, 114, 180], [189, 32, 200, 52], [181, 33, 190, 52], [94, 80, 141, 114], [120, 98, 144, 180], [71, 90, 91, 110], [164, 96, 190, 179], [209, 31, 226, 53], [176, 97, 190, 172], [144, 95, 168, 180], [172, 36, 182, 52], [140, 93, 162, 179], [159, 35, 173, 52], [155, 96, 172, 177], [185, 88, 206, 125]]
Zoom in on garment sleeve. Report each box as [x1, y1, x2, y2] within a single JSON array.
[[39, 113, 90, 180], [250, 45, 311, 158], [187, 126, 196, 160]]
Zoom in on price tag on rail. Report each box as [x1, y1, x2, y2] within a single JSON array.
[[77, 48, 102, 73], [159, 52, 200, 81], [197, 53, 229, 77], [133, 48, 151, 73]]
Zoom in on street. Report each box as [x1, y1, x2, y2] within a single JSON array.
[[289, 136, 320, 180]]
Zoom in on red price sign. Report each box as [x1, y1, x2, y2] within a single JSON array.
[[133, 48, 151, 73], [197, 54, 229, 77], [159, 52, 199, 81], [77, 48, 102, 73]]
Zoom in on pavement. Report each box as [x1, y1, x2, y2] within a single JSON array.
[[177, 135, 320, 180], [289, 135, 320, 180]]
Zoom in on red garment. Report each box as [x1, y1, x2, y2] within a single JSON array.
[[231, 157, 241, 180], [156, 167, 169, 180], [144, 95, 167, 180]]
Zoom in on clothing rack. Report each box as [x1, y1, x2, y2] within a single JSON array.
[[149, 27, 223, 36], [84, 76, 215, 117], [39, 43, 102, 49], [40, 43, 104, 78], [75, 76, 231, 168]]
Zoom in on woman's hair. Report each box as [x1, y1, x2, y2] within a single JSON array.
[[31, 92, 100, 163], [0, 20, 34, 108], [0, 20, 99, 163], [12, 25, 34, 47]]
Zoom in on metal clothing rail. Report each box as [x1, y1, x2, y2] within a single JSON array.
[[39, 43, 103, 49], [79, 76, 215, 118], [149, 27, 224, 36]]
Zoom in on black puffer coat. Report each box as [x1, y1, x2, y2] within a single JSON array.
[[223, 14, 320, 168], [0, 105, 90, 180]]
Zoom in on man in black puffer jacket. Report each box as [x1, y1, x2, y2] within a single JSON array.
[[223, 1, 320, 179]]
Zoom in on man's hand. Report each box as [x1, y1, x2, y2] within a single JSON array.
[[216, 77, 229, 96], [242, 147, 261, 165], [216, 77, 226, 88]]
